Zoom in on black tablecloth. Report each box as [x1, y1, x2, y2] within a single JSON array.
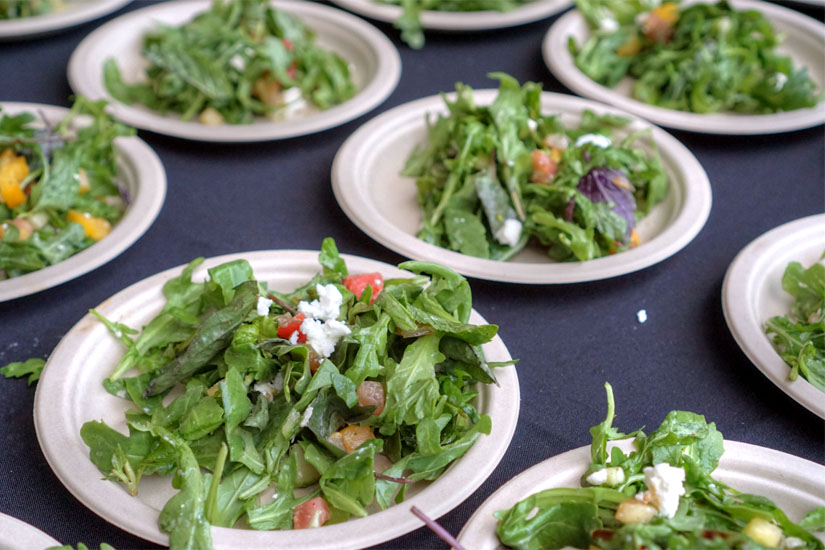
[[1, 1, 823, 548]]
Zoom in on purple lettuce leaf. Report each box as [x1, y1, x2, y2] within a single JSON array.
[[577, 167, 636, 237]]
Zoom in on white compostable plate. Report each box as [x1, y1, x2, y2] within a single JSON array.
[[68, 0, 401, 142], [332, 90, 712, 284], [543, 0, 825, 134], [330, 0, 571, 30], [457, 440, 825, 549], [0, 0, 131, 41], [0, 102, 166, 302], [0, 513, 60, 550], [34, 250, 520, 550], [722, 214, 825, 419]]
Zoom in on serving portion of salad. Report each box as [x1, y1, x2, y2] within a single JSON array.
[[0, 0, 63, 19], [377, 0, 534, 48], [0, 98, 133, 280], [404, 73, 667, 263], [570, 0, 823, 114], [82, 239, 510, 549], [765, 252, 825, 394], [105, 0, 357, 125], [495, 384, 825, 550]]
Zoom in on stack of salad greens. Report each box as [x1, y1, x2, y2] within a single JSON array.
[[0, 0, 62, 19], [765, 252, 825, 393], [378, 0, 534, 48], [404, 73, 667, 262], [0, 97, 133, 280], [570, 0, 823, 114], [496, 383, 825, 550], [81, 239, 509, 548], [105, 0, 356, 125]]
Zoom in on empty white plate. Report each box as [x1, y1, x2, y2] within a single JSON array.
[[68, 0, 401, 142], [34, 250, 520, 550], [332, 90, 711, 284], [722, 214, 825, 419], [0, 513, 59, 550], [543, 0, 825, 134]]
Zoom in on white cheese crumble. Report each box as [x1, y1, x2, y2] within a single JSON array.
[[783, 537, 806, 549], [299, 405, 314, 428], [586, 466, 625, 486], [637, 463, 685, 518], [229, 54, 246, 72], [299, 284, 344, 322], [494, 219, 523, 247], [599, 17, 619, 32], [253, 372, 284, 401], [526, 118, 538, 131], [774, 72, 788, 91], [256, 296, 273, 317], [282, 86, 303, 104], [544, 133, 569, 150], [576, 133, 612, 148], [300, 318, 351, 358], [637, 309, 648, 324]]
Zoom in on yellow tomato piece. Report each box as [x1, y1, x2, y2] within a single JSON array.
[[78, 168, 91, 195], [549, 146, 564, 164], [340, 425, 375, 453], [67, 210, 111, 241], [651, 3, 679, 25], [0, 149, 16, 165], [0, 180, 26, 209], [630, 229, 640, 248], [616, 34, 642, 57]]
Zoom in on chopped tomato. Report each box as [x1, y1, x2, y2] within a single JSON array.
[[357, 381, 385, 416], [644, 4, 679, 42], [343, 272, 384, 302], [340, 425, 375, 453], [277, 313, 307, 343], [293, 497, 330, 529], [283, 38, 294, 51], [287, 61, 297, 79], [529, 150, 557, 184]]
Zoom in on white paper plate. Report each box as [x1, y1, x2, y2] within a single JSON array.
[[330, 0, 570, 30], [0, 0, 131, 41], [0, 102, 166, 302], [332, 90, 711, 284], [0, 513, 60, 550], [457, 439, 825, 549], [722, 214, 825, 419], [33, 250, 520, 550], [543, 0, 825, 134], [68, 0, 401, 142]]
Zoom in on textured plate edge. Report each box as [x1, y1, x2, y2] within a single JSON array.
[[331, 90, 712, 284], [33, 250, 520, 550], [542, 0, 825, 135], [66, 0, 401, 143], [0, 0, 132, 40], [0, 101, 167, 302], [721, 214, 825, 419]]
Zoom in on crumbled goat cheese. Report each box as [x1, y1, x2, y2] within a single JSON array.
[[299, 284, 344, 322], [774, 72, 788, 91], [282, 87, 303, 104], [299, 405, 314, 428], [289, 331, 300, 345], [526, 118, 538, 131], [300, 318, 351, 358], [253, 372, 284, 401], [599, 17, 619, 32], [586, 466, 625, 486], [256, 296, 273, 317], [544, 133, 569, 149], [229, 54, 246, 72], [576, 133, 612, 148], [637, 463, 685, 518], [494, 219, 523, 247], [637, 309, 648, 324], [783, 537, 806, 549]]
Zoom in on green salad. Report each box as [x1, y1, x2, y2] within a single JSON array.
[[496, 383, 825, 550], [0, 97, 133, 280], [765, 252, 825, 393], [105, 0, 356, 125], [378, 0, 534, 48], [0, 0, 63, 19], [82, 239, 510, 549], [404, 73, 667, 262], [570, 0, 823, 114]]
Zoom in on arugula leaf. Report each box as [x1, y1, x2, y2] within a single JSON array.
[[0, 357, 45, 385]]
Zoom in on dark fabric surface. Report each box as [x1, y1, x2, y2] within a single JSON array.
[[1, 1, 823, 548]]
